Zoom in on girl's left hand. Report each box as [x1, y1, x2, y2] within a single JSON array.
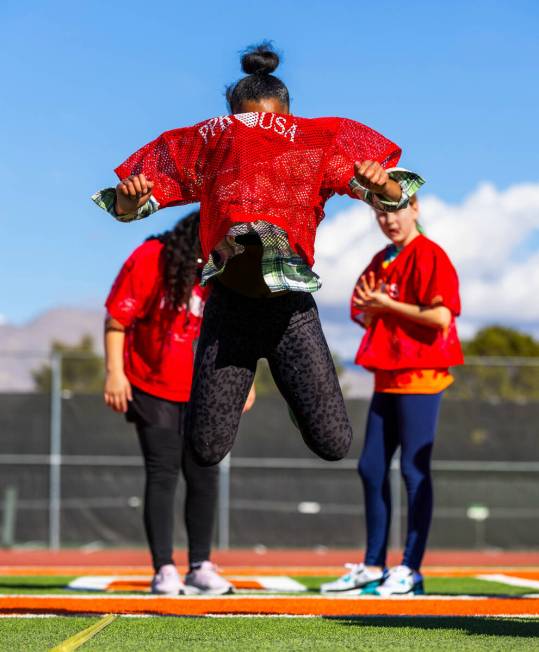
[[352, 271, 393, 312], [353, 161, 402, 202], [354, 161, 389, 194]]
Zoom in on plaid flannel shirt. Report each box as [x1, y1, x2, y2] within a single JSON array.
[[92, 169, 424, 294]]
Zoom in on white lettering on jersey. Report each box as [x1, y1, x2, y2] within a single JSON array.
[[188, 293, 204, 318], [386, 283, 399, 299], [198, 115, 233, 143], [274, 116, 286, 135], [200, 113, 298, 143], [234, 112, 259, 128], [259, 112, 275, 130], [284, 122, 297, 143], [234, 112, 298, 142]]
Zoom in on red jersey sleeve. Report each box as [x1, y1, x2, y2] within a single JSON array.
[[414, 243, 461, 316], [114, 124, 207, 209], [350, 250, 385, 326], [105, 241, 162, 328], [323, 118, 402, 197]]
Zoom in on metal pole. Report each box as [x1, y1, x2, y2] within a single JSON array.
[[217, 453, 231, 549], [49, 351, 62, 550], [1, 487, 18, 548], [390, 457, 402, 551]]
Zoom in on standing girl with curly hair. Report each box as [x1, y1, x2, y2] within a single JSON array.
[[104, 210, 253, 595]]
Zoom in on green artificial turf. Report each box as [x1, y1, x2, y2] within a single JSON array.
[[1, 615, 538, 651], [0, 616, 97, 651], [0, 576, 76, 594]]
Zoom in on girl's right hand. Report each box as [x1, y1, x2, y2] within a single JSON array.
[[115, 174, 154, 215], [104, 370, 133, 413]]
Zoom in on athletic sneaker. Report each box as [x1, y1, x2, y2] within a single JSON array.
[[151, 564, 185, 595], [320, 563, 385, 594], [184, 561, 234, 595], [373, 565, 424, 596]]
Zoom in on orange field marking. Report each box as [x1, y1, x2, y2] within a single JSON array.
[[1, 595, 539, 617], [106, 579, 272, 591]]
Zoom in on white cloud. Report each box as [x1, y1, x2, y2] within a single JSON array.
[[313, 182, 539, 357]]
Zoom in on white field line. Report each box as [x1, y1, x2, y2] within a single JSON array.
[[1, 613, 539, 620], [476, 574, 539, 591], [0, 614, 60, 618]]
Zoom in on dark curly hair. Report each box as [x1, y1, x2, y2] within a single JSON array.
[[146, 210, 201, 309], [226, 41, 289, 113]]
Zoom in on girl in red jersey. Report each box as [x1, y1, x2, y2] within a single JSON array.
[[321, 194, 463, 597], [93, 43, 423, 467], [104, 210, 254, 596]]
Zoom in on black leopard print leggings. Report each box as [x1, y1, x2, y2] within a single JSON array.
[[187, 282, 353, 466]]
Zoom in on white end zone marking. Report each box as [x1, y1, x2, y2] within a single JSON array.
[[67, 575, 307, 593], [68, 577, 118, 591], [476, 574, 539, 591], [251, 577, 307, 592]]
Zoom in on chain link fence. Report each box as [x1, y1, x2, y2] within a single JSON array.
[[0, 352, 538, 550]]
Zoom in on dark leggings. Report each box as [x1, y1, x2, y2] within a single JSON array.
[[358, 391, 443, 571], [128, 388, 218, 571], [187, 283, 353, 466]]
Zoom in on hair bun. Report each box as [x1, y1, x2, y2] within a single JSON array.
[[241, 42, 279, 75]]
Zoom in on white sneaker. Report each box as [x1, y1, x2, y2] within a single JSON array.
[[320, 563, 385, 594], [184, 561, 234, 595], [373, 565, 424, 596], [151, 564, 185, 595]]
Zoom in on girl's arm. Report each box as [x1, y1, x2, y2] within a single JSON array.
[[353, 272, 452, 330], [243, 383, 256, 413], [381, 300, 451, 330], [103, 316, 133, 412], [115, 174, 155, 216], [353, 161, 402, 203]]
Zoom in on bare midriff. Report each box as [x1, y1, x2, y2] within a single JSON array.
[[214, 237, 290, 299]]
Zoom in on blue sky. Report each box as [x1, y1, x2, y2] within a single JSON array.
[[1, 0, 538, 324]]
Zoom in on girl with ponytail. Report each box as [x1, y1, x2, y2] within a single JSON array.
[[94, 42, 423, 467]]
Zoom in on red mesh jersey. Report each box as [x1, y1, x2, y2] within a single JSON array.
[[115, 113, 401, 267], [351, 235, 463, 371]]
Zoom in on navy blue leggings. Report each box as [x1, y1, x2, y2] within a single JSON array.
[[358, 391, 443, 571]]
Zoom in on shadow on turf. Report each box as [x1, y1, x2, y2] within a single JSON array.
[[327, 616, 539, 638]]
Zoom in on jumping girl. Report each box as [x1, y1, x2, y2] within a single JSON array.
[[104, 211, 252, 595], [93, 42, 423, 467], [321, 193, 463, 596]]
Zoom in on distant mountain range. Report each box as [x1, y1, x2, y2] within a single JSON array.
[[0, 307, 372, 396], [0, 308, 104, 391]]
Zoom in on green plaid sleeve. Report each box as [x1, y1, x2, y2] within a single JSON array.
[[260, 253, 321, 293], [91, 187, 160, 223], [349, 168, 425, 212]]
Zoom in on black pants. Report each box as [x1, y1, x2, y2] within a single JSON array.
[[127, 386, 218, 571], [187, 283, 353, 466]]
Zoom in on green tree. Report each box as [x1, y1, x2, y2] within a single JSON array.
[[32, 335, 104, 393], [462, 325, 539, 357], [450, 325, 539, 401]]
